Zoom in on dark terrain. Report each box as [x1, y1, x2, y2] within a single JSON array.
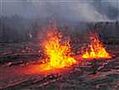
[[0, 43, 119, 90]]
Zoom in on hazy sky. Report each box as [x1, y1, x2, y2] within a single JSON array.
[[0, 0, 119, 22]]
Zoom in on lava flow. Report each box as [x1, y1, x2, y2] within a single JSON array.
[[33, 25, 76, 74], [82, 32, 111, 59]]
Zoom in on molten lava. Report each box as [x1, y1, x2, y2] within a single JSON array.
[[82, 33, 111, 59], [37, 25, 76, 73]]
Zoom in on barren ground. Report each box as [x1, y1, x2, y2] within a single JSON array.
[[0, 43, 119, 90]]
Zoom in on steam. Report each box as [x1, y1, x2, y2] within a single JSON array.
[[1, 0, 119, 22]]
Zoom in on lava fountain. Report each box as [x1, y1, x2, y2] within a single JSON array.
[[34, 25, 76, 73], [82, 32, 111, 59]]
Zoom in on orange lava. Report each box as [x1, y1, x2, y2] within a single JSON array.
[[33, 25, 76, 74], [82, 32, 111, 59]]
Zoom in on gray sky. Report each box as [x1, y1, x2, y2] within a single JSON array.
[[0, 0, 119, 22]]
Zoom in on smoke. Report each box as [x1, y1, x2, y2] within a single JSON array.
[[1, 0, 119, 22]]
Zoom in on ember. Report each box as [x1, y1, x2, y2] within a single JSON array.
[[82, 32, 111, 59]]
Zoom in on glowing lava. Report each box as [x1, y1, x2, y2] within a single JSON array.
[[82, 32, 111, 59], [37, 25, 76, 73]]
